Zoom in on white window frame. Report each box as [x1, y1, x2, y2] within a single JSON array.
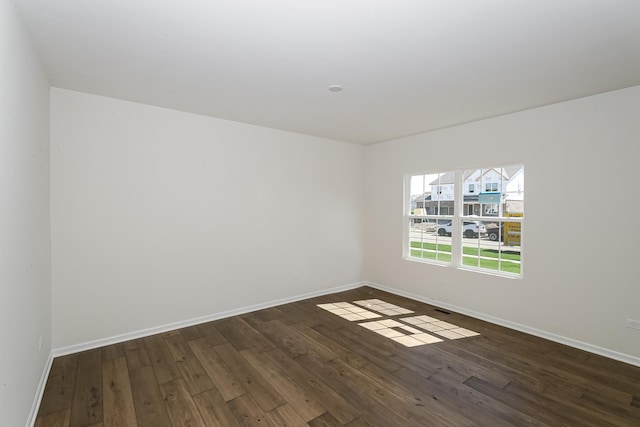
[[405, 165, 524, 278]]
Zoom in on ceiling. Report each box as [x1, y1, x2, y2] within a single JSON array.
[[14, 0, 640, 144]]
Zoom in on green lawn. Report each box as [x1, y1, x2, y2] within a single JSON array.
[[462, 246, 521, 261], [410, 241, 451, 252], [410, 241, 521, 274], [410, 249, 451, 262]]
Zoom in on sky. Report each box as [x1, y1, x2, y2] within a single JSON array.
[[410, 174, 439, 196]]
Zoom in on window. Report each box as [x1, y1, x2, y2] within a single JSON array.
[[408, 172, 454, 263], [436, 206, 453, 215], [406, 165, 524, 277], [485, 182, 498, 192]]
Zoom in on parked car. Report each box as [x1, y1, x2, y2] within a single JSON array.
[[437, 221, 487, 238], [485, 224, 503, 241]]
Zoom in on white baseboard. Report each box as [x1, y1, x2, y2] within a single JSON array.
[[26, 351, 54, 427], [365, 281, 640, 368], [52, 281, 365, 358], [50, 279, 640, 367]]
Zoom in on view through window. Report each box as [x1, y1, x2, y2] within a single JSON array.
[[407, 165, 524, 276]]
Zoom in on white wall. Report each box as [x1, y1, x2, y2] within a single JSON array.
[[0, 1, 51, 425], [364, 86, 640, 361], [51, 88, 364, 349]]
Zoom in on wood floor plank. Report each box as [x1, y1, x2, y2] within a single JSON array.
[[159, 378, 206, 426], [179, 323, 210, 341], [311, 324, 401, 373], [248, 306, 287, 323], [464, 333, 569, 391], [296, 323, 366, 368], [424, 370, 545, 427], [405, 341, 511, 389], [359, 363, 477, 425], [580, 389, 640, 421], [227, 393, 278, 427], [69, 350, 102, 426], [265, 404, 308, 427], [244, 318, 320, 360], [295, 351, 434, 427], [164, 332, 215, 395], [260, 347, 360, 424], [276, 301, 326, 327], [581, 381, 636, 406], [583, 353, 640, 383], [37, 354, 78, 417], [102, 343, 124, 362], [307, 411, 342, 427], [199, 321, 231, 347], [240, 347, 326, 422], [465, 375, 579, 426], [180, 321, 226, 344], [283, 322, 339, 365], [231, 315, 278, 352], [128, 366, 172, 427], [124, 339, 151, 371], [426, 333, 547, 390], [542, 382, 633, 426], [214, 342, 286, 412], [102, 357, 137, 427], [343, 416, 372, 427], [503, 380, 617, 427], [327, 357, 464, 427], [188, 338, 246, 401], [470, 333, 639, 406], [34, 408, 71, 427], [215, 317, 262, 351], [541, 356, 640, 398], [142, 333, 181, 385], [192, 388, 242, 427]]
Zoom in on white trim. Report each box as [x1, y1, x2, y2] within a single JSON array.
[[52, 281, 365, 357], [402, 174, 411, 260], [452, 169, 463, 268], [26, 351, 54, 427], [365, 281, 640, 368]]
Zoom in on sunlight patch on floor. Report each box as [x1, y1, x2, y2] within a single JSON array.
[[316, 302, 382, 321], [317, 300, 480, 347], [352, 299, 414, 316]]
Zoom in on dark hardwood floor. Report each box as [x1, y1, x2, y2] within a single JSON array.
[[35, 286, 640, 426]]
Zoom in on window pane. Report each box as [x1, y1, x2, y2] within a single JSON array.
[[461, 220, 522, 274], [461, 165, 524, 276], [430, 172, 455, 216], [408, 172, 454, 264], [409, 218, 452, 263]]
